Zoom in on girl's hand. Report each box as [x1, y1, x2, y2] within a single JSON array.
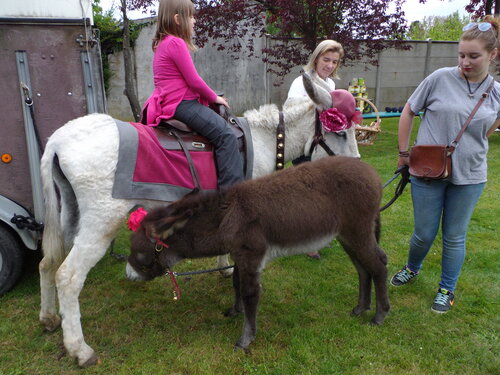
[[216, 96, 230, 108], [398, 156, 409, 168], [397, 150, 410, 168]]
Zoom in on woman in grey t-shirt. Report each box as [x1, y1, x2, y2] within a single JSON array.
[[390, 16, 500, 314]]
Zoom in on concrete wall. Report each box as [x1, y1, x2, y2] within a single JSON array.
[[265, 40, 463, 110], [106, 19, 498, 120]]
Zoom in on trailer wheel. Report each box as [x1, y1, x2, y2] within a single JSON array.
[[0, 226, 24, 296]]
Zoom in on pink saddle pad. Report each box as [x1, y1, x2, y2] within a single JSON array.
[[112, 120, 217, 202], [131, 122, 217, 188]]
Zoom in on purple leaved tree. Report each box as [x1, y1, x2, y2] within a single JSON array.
[[465, 0, 500, 18], [191, 0, 413, 79]]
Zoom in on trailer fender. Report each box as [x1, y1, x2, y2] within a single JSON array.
[[0, 195, 41, 250]]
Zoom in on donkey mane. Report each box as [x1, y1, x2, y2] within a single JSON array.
[[243, 98, 315, 130]]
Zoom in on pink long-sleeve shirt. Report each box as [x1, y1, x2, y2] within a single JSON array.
[[142, 35, 218, 125]]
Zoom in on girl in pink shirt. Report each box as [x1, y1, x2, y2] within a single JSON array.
[[142, 0, 243, 188]]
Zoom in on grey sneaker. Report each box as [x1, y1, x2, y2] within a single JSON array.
[[431, 288, 455, 314], [390, 265, 418, 286]]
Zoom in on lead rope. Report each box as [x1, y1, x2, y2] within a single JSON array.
[[167, 270, 181, 301], [165, 265, 236, 301], [380, 165, 410, 212]]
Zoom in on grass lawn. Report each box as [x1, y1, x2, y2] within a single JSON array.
[[1, 118, 498, 375]]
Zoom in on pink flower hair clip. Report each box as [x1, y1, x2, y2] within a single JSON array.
[[127, 207, 148, 232]]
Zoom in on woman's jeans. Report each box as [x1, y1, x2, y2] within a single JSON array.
[[407, 178, 485, 291], [174, 100, 244, 188]]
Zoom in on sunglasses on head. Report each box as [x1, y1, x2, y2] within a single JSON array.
[[463, 22, 492, 32]]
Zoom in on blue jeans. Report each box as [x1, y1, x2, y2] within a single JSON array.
[[174, 100, 244, 188], [407, 178, 485, 291]]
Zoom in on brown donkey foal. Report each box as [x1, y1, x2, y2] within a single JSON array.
[[127, 156, 390, 351]]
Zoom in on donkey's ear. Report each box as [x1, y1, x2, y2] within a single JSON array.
[[147, 209, 193, 239], [143, 220, 159, 240], [170, 208, 194, 221], [302, 72, 332, 111], [171, 209, 193, 231]]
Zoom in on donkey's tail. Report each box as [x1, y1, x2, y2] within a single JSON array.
[[40, 140, 71, 264]]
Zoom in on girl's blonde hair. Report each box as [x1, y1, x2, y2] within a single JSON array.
[[152, 0, 196, 51], [460, 15, 500, 53], [304, 40, 344, 79]]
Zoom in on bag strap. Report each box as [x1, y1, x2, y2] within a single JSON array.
[[449, 78, 495, 153]]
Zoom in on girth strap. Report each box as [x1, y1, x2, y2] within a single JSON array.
[[170, 129, 202, 190]]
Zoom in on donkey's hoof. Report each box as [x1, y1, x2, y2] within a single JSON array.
[[350, 305, 370, 316], [79, 352, 100, 368], [234, 343, 252, 355], [369, 315, 385, 326], [41, 315, 61, 332], [369, 308, 389, 325], [220, 268, 233, 278], [223, 307, 242, 317]]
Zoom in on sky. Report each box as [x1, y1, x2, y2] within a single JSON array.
[[99, 0, 471, 23], [400, 0, 469, 22]]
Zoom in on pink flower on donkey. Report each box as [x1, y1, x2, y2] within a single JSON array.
[[127, 207, 148, 232], [320, 89, 362, 133]]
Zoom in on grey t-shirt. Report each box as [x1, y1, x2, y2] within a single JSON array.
[[408, 66, 500, 185]]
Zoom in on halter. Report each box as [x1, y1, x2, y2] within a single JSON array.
[[275, 109, 336, 170], [145, 235, 181, 300], [275, 112, 285, 170], [308, 110, 336, 157], [147, 234, 169, 251]]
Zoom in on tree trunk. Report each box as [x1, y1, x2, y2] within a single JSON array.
[[485, 0, 500, 15], [121, 0, 141, 121]]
